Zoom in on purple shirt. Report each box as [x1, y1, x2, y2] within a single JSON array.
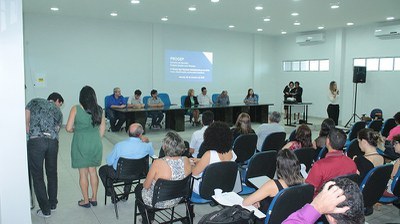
[[282, 204, 321, 224]]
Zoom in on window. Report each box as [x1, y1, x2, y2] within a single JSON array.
[[379, 58, 394, 71], [353, 57, 400, 71], [282, 59, 329, 72], [366, 58, 379, 71], [300, 61, 309, 71], [319, 60, 330, 71], [309, 60, 319, 71]]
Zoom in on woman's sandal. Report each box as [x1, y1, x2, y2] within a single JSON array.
[[89, 198, 97, 206], [78, 200, 91, 208]]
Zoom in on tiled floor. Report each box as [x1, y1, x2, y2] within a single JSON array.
[[30, 117, 400, 223]]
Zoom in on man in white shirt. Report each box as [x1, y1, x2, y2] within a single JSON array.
[[197, 87, 213, 106], [189, 110, 214, 157], [256, 111, 285, 151]]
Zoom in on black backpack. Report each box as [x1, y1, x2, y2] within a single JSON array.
[[198, 205, 255, 224]]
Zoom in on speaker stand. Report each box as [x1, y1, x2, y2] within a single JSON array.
[[345, 83, 361, 128]]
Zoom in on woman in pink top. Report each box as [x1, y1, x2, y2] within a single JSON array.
[[387, 112, 400, 141], [283, 124, 313, 150]]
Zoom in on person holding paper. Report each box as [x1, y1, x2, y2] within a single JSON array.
[[242, 149, 304, 217]]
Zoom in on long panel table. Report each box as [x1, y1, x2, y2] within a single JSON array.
[[114, 103, 273, 132]]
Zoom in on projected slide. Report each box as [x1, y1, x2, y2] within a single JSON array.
[[165, 50, 213, 82]]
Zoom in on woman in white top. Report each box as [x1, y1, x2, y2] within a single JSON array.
[[327, 81, 340, 125], [191, 121, 237, 194]]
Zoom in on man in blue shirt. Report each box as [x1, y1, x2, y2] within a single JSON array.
[[105, 87, 127, 132], [99, 123, 154, 202]]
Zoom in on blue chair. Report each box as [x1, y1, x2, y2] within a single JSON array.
[[379, 167, 400, 204], [264, 184, 314, 224], [316, 146, 328, 161], [345, 121, 366, 148], [142, 96, 150, 108], [191, 161, 238, 204], [254, 94, 259, 103], [345, 138, 363, 159], [211, 93, 219, 104], [158, 93, 171, 106], [367, 120, 383, 132], [244, 151, 277, 189], [359, 163, 393, 215]]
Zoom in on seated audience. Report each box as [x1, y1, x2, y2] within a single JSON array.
[[387, 112, 400, 141], [105, 87, 127, 132], [191, 121, 237, 194], [127, 89, 144, 109], [244, 88, 258, 105], [283, 124, 313, 150], [313, 118, 335, 149], [216, 90, 230, 106], [184, 88, 200, 126], [385, 135, 400, 195], [354, 128, 384, 180], [306, 128, 357, 195], [99, 123, 154, 202], [134, 131, 191, 224], [231, 112, 255, 141], [283, 177, 365, 224], [197, 87, 213, 106], [256, 111, 285, 151], [189, 110, 214, 158], [147, 89, 164, 129], [243, 149, 304, 216]]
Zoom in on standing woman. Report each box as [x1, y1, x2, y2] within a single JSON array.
[[327, 81, 340, 125], [66, 86, 106, 207], [244, 88, 258, 105]]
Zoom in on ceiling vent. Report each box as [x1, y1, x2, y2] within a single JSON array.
[[374, 25, 400, 39], [296, 33, 325, 45]]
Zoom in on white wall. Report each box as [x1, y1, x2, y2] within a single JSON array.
[[0, 0, 32, 223], [24, 13, 400, 126]]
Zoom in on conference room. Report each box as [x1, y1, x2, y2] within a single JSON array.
[[2, 0, 400, 223]]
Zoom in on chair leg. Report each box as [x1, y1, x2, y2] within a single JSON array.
[[169, 207, 175, 223], [134, 200, 138, 224], [185, 202, 193, 224], [112, 189, 119, 219]]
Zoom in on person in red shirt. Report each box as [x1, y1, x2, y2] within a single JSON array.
[[306, 128, 357, 196]]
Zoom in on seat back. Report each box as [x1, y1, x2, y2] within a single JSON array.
[[370, 108, 383, 120], [199, 161, 238, 200], [151, 174, 192, 207], [211, 94, 219, 104], [261, 132, 286, 152], [143, 96, 151, 108], [368, 120, 383, 132], [180, 95, 186, 108], [254, 94, 259, 103], [360, 163, 393, 207], [381, 118, 396, 137], [265, 184, 314, 224], [104, 95, 112, 118], [287, 129, 296, 142], [197, 143, 207, 158], [316, 146, 328, 161], [245, 151, 277, 180], [348, 121, 366, 141], [233, 134, 257, 163], [392, 167, 400, 197], [115, 156, 149, 181], [293, 147, 315, 172], [158, 93, 171, 106], [346, 139, 364, 159]]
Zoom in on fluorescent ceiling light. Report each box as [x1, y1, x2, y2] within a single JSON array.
[[346, 22, 354, 26], [188, 6, 197, 11], [281, 31, 287, 34], [386, 17, 395, 20], [50, 7, 59, 11], [228, 25, 235, 28], [211, 0, 220, 2], [161, 17, 168, 21], [330, 4, 339, 9], [257, 28, 263, 32], [294, 21, 301, 26], [131, 0, 140, 4], [110, 12, 118, 17], [255, 6, 263, 10], [318, 26, 325, 30], [263, 18, 271, 22], [291, 12, 299, 16]]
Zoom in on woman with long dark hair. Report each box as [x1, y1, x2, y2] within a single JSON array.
[[66, 86, 105, 208], [243, 149, 304, 215], [283, 124, 313, 150], [244, 88, 258, 105]]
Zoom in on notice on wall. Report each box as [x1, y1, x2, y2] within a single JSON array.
[[34, 73, 46, 88]]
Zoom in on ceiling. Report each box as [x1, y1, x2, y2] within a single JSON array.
[[23, 0, 400, 36]]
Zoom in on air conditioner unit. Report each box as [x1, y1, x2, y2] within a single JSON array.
[[374, 25, 400, 39], [296, 33, 325, 45]]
